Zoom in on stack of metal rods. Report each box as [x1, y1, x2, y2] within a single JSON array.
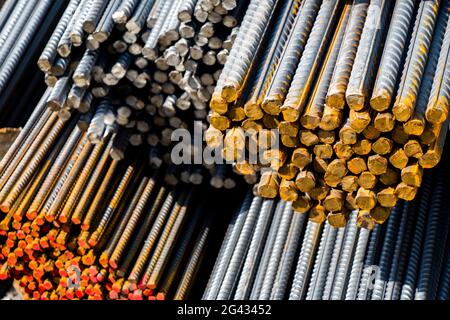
[[203, 144, 450, 300], [0, 0, 69, 127], [207, 0, 450, 227], [0, 92, 237, 299], [31, 0, 250, 189]]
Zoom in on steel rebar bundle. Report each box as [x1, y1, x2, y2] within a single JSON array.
[[0, 0, 69, 127], [204, 146, 450, 300], [0, 93, 236, 299], [207, 0, 450, 228], [0, 0, 255, 190]]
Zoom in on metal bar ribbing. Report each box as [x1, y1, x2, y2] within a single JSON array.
[[125, 0, 156, 35], [203, 190, 253, 300], [0, 0, 17, 31], [280, 0, 342, 122], [425, 2, 450, 125], [370, 0, 417, 112], [403, 1, 450, 137], [242, 0, 299, 121], [214, 0, 277, 105], [271, 211, 307, 300], [392, 0, 440, 122], [112, 0, 141, 25], [325, 0, 370, 110], [216, 196, 263, 300], [415, 167, 444, 300], [173, 205, 215, 300], [357, 224, 383, 300], [249, 200, 286, 300], [0, 0, 38, 67], [155, 200, 203, 299], [0, 0, 67, 95], [288, 220, 322, 300], [371, 203, 402, 300], [383, 200, 416, 300], [306, 222, 338, 300], [234, 199, 275, 300], [82, 0, 108, 34], [345, 228, 370, 300], [0, 46, 51, 122], [321, 226, 345, 300], [258, 201, 293, 299], [202, 204, 236, 298], [429, 176, 450, 300], [0, 89, 49, 177], [301, 2, 350, 130], [262, 0, 321, 116], [0, 0, 27, 50], [142, 0, 173, 60], [400, 173, 432, 299], [330, 211, 359, 300], [346, 0, 393, 111]]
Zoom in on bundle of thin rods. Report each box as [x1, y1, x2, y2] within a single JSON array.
[[0, 0, 69, 127], [204, 148, 450, 300], [0, 95, 232, 299], [207, 0, 450, 227], [31, 0, 250, 188]]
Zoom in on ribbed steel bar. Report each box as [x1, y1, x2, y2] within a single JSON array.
[[0, 0, 28, 49], [271, 211, 307, 300], [244, 0, 300, 119], [345, 228, 370, 300], [425, 3, 450, 124], [217, 0, 277, 104], [0, 89, 49, 177], [203, 190, 253, 300], [249, 200, 285, 300], [306, 222, 337, 300], [392, 0, 440, 122], [346, 0, 392, 111], [258, 201, 293, 299], [415, 167, 444, 300], [326, 0, 370, 110], [0, 0, 18, 31], [404, 1, 449, 136], [370, 0, 417, 111], [0, 0, 35, 64], [437, 237, 450, 300], [216, 196, 263, 300], [289, 220, 322, 300], [262, 0, 321, 115], [173, 206, 214, 300], [399, 174, 431, 299], [371, 202, 402, 300], [234, 199, 274, 300], [281, 0, 342, 122], [301, 2, 350, 130], [321, 226, 345, 299], [384, 201, 415, 300], [330, 211, 359, 300], [356, 224, 383, 300]]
